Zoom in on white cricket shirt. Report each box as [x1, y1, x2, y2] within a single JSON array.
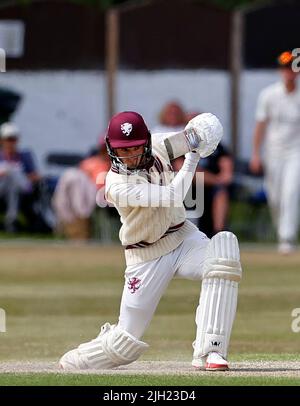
[[256, 81, 300, 158]]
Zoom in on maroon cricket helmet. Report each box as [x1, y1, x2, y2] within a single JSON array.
[[106, 111, 150, 148], [105, 111, 152, 171]]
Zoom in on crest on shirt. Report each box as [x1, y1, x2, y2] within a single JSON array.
[[121, 122, 133, 136], [127, 277, 141, 294]]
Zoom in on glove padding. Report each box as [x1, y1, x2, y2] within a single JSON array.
[[185, 113, 223, 158], [182, 151, 201, 172]]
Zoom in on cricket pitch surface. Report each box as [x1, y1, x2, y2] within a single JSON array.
[[1, 361, 300, 377]]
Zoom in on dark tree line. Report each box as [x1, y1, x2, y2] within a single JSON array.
[[7, 0, 269, 11]]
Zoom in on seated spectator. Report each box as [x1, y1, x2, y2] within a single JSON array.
[[0, 122, 40, 232], [196, 142, 234, 238], [152, 101, 186, 133], [52, 138, 110, 240]]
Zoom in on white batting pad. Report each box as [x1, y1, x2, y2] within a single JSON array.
[[193, 231, 242, 360], [60, 323, 149, 370], [193, 278, 238, 359], [203, 231, 242, 281]]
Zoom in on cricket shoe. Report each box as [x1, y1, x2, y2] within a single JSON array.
[[59, 322, 112, 371], [191, 355, 207, 370], [278, 241, 295, 255], [192, 352, 229, 371], [59, 348, 85, 371]]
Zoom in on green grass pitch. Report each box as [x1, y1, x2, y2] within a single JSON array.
[[0, 242, 300, 385]]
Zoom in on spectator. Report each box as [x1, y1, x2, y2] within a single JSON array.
[[250, 51, 300, 254], [195, 143, 233, 238], [0, 122, 40, 232], [152, 101, 186, 133], [52, 137, 110, 240]]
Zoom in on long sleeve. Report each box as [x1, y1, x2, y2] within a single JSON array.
[[107, 152, 200, 208]]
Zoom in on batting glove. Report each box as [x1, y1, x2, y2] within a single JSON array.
[[185, 113, 223, 158]]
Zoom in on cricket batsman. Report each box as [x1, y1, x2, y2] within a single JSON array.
[[59, 111, 242, 371]]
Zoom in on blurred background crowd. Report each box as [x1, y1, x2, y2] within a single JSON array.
[[0, 0, 299, 252]]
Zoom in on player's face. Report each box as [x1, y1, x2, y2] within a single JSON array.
[[280, 67, 298, 83], [115, 145, 145, 169], [1, 137, 18, 153]]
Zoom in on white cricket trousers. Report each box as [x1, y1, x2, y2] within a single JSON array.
[[118, 229, 209, 339], [265, 152, 300, 242]]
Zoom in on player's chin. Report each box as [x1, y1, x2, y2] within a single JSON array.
[[128, 159, 142, 169], [127, 163, 137, 170]]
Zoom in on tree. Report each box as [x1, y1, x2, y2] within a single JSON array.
[[10, 0, 266, 10]]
